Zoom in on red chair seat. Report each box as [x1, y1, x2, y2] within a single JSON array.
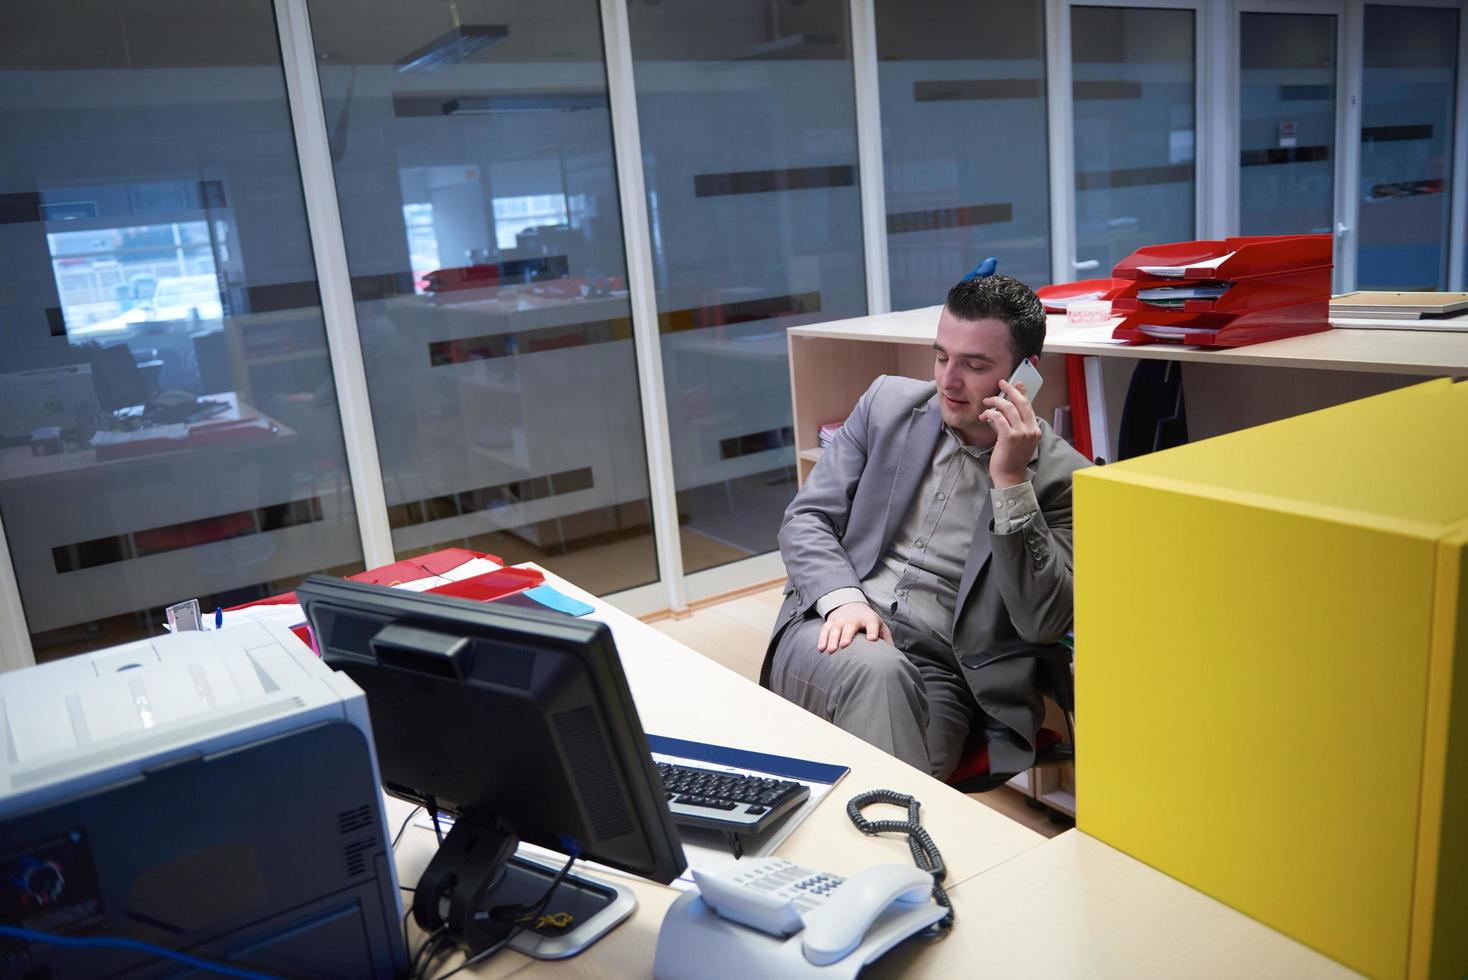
[[948, 726, 1063, 785]]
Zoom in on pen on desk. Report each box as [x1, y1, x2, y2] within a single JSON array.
[[215, 606, 223, 630]]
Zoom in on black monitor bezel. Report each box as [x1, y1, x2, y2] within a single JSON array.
[[296, 574, 686, 886]]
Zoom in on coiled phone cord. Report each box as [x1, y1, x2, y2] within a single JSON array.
[[846, 789, 954, 929]]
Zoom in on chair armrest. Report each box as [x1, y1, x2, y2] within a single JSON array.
[[958, 640, 1072, 673]]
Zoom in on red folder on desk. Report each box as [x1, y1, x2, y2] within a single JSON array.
[[227, 547, 507, 609]]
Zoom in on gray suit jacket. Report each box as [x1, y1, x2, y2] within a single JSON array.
[[763, 375, 1090, 775]]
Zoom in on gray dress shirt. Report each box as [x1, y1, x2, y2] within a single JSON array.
[[815, 426, 1039, 645]]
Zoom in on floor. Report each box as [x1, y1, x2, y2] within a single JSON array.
[[646, 583, 1067, 839]]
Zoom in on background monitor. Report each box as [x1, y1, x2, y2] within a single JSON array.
[[85, 343, 149, 413], [296, 575, 687, 953]]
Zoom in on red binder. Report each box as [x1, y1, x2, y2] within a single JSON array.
[[1108, 234, 1332, 348], [227, 547, 506, 610]]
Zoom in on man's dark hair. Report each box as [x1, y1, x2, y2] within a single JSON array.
[[944, 274, 1046, 365]]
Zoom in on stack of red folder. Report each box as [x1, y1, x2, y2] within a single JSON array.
[[1109, 234, 1332, 348], [225, 548, 547, 650]]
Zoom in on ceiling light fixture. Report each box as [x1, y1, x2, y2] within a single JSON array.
[[396, 24, 509, 74]]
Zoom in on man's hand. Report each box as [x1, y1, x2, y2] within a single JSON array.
[[983, 378, 1042, 488], [818, 602, 892, 653]]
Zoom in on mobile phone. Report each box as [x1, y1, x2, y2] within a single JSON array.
[[1000, 357, 1044, 403]]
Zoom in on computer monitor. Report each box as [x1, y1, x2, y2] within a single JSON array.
[[295, 575, 687, 957], [86, 343, 150, 413]]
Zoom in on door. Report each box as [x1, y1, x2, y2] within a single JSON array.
[[1351, 2, 1461, 291], [1235, 2, 1348, 290], [1065, 3, 1202, 278]]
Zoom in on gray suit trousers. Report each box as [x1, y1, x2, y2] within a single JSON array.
[[768, 612, 981, 780]]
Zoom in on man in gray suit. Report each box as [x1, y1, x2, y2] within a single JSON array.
[[763, 274, 1089, 780]]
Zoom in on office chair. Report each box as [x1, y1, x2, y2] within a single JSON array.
[[946, 640, 1075, 816]]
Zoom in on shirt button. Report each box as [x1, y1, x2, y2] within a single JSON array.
[[936, 492, 946, 501], [914, 539, 925, 549]]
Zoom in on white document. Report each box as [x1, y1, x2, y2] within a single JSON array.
[[393, 557, 505, 592], [1136, 324, 1219, 338], [1059, 324, 1129, 345], [1139, 251, 1234, 278]]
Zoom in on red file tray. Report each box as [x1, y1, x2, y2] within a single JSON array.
[[1035, 277, 1132, 313], [1109, 235, 1332, 348]]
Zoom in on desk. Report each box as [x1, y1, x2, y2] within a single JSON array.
[[788, 306, 1468, 477], [388, 565, 1350, 977]]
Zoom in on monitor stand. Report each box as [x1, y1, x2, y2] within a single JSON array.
[[413, 817, 637, 960]]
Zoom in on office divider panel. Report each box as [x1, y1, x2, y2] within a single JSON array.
[[1076, 379, 1468, 979], [0, 0, 365, 662], [874, 0, 1053, 308], [1238, 11, 1339, 239], [304, 0, 660, 596], [626, 0, 867, 575], [1357, 3, 1460, 291], [1070, 5, 1197, 276]]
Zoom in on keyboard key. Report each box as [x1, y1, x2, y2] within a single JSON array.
[[676, 796, 738, 810]]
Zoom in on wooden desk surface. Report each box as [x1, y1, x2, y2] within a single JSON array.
[[871, 831, 1357, 979], [789, 306, 1468, 376], [388, 566, 1352, 978], [391, 564, 1042, 977]]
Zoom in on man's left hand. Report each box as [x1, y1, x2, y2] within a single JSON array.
[[982, 379, 1041, 488]]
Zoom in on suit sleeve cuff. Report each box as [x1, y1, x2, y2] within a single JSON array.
[[815, 587, 868, 619], [991, 480, 1039, 535]]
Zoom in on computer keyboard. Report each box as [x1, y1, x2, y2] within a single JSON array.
[[144, 398, 230, 425], [656, 761, 810, 835]]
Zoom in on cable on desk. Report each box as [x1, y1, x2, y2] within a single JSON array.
[[0, 923, 282, 980], [394, 805, 424, 851], [846, 789, 954, 930], [430, 847, 581, 980], [416, 930, 457, 980], [409, 926, 449, 980]]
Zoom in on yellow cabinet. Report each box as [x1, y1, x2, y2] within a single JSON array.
[[1074, 378, 1468, 979]]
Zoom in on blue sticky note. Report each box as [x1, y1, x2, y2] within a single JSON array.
[[523, 585, 596, 617]]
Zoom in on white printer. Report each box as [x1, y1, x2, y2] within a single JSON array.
[[0, 622, 408, 977]]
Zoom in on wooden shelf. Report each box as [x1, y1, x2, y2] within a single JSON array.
[[798, 447, 824, 463]]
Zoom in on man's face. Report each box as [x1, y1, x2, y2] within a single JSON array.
[[933, 307, 1015, 447]]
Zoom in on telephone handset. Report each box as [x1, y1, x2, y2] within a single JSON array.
[[691, 858, 933, 965], [653, 790, 951, 979], [1000, 356, 1044, 404]]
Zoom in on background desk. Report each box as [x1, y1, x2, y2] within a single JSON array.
[[388, 566, 1350, 978], [788, 306, 1468, 478], [0, 395, 353, 638]]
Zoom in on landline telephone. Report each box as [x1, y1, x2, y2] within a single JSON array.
[[654, 791, 950, 979]]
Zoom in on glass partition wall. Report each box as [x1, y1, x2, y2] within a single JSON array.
[[0, 0, 364, 662], [1356, 4, 1459, 290], [305, 0, 661, 595], [626, 0, 867, 574], [874, 0, 1053, 307], [1238, 11, 1340, 239], [1070, 5, 1197, 276]]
